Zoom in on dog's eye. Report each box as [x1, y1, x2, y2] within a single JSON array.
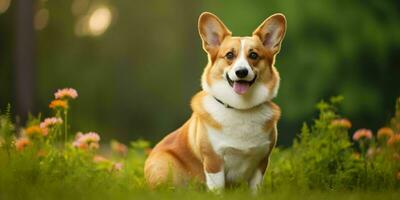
[[225, 52, 235, 60], [249, 52, 259, 60]]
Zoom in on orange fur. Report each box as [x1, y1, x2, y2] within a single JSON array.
[[144, 12, 286, 189]]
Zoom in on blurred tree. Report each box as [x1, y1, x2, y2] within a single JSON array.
[[1, 0, 399, 145], [15, 0, 35, 123]]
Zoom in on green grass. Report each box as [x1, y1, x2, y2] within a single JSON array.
[[1, 90, 400, 199]]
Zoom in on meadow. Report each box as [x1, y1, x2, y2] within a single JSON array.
[[1, 88, 400, 199]]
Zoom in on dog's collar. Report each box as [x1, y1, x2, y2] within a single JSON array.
[[213, 96, 234, 109]]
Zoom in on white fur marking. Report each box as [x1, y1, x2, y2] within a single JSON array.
[[227, 39, 255, 82], [249, 169, 263, 192], [205, 170, 225, 190], [203, 94, 274, 183], [202, 78, 270, 109]]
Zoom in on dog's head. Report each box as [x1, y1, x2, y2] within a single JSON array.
[[198, 12, 286, 109]]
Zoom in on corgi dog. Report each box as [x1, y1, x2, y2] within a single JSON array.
[[144, 12, 286, 192]]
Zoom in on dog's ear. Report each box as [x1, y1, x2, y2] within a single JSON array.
[[198, 12, 231, 56], [253, 13, 286, 55]]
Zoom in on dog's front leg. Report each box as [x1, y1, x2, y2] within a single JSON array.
[[250, 127, 277, 193], [203, 156, 225, 191], [249, 168, 264, 193], [205, 167, 225, 191]]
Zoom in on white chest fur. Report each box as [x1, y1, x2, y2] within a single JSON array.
[[202, 95, 274, 183]]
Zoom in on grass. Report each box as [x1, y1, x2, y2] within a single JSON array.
[[0, 89, 400, 199]]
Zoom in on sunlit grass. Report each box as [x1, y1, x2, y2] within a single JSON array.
[[0, 89, 399, 199]]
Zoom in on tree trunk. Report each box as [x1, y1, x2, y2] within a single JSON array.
[[14, 0, 35, 122]]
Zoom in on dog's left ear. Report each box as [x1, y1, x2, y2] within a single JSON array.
[[198, 12, 232, 56], [253, 13, 286, 55]]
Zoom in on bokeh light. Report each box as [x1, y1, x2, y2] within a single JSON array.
[[88, 6, 112, 36], [0, 0, 11, 14], [34, 8, 49, 31]]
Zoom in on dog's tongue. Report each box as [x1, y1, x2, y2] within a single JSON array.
[[233, 82, 250, 95]]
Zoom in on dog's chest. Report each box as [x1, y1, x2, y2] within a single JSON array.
[[203, 96, 274, 182]]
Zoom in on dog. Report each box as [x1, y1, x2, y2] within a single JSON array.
[[144, 12, 286, 192]]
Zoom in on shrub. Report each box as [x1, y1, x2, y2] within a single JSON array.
[[265, 96, 400, 191]]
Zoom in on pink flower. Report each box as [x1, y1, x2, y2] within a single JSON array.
[[73, 132, 100, 150], [15, 137, 31, 151], [54, 88, 78, 100], [353, 129, 373, 141], [112, 162, 123, 171], [111, 140, 128, 156], [40, 117, 63, 129]]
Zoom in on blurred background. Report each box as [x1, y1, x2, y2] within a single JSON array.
[[1, 0, 399, 146]]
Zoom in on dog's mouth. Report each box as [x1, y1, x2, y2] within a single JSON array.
[[226, 73, 257, 95]]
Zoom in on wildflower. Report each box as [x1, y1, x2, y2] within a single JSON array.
[[15, 137, 31, 151], [93, 155, 110, 164], [25, 125, 47, 137], [54, 88, 78, 100], [331, 118, 352, 129], [377, 127, 394, 139], [112, 162, 123, 171], [366, 147, 380, 158], [40, 117, 63, 129], [111, 140, 128, 155], [387, 134, 400, 146], [73, 132, 100, 150], [36, 149, 47, 158], [49, 100, 68, 110], [352, 152, 360, 160], [397, 171, 400, 181], [352, 129, 373, 141]]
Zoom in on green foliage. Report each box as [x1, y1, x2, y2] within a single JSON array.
[[1, 93, 400, 199], [390, 97, 400, 133], [0, 104, 14, 157], [265, 96, 400, 191]]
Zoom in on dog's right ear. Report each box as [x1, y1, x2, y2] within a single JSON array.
[[198, 12, 231, 56]]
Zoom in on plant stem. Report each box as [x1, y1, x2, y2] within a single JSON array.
[[64, 109, 68, 146]]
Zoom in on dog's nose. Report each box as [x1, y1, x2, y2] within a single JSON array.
[[235, 68, 248, 78]]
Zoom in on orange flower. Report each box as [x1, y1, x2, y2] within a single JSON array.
[[331, 118, 352, 129], [396, 171, 400, 181], [93, 155, 109, 164], [353, 129, 373, 141], [377, 127, 394, 139], [25, 125, 47, 137], [387, 134, 400, 146], [15, 137, 31, 151], [49, 100, 68, 110], [111, 140, 128, 155]]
